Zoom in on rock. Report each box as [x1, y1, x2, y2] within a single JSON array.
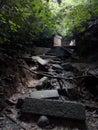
[[21, 98, 86, 120], [36, 76, 48, 90], [31, 90, 59, 99], [32, 47, 51, 55], [32, 56, 50, 65], [37, 115, 49, 127]]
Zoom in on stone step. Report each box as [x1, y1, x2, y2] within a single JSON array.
[[21, 98, 86, 121], [31, 90, 59, 99]]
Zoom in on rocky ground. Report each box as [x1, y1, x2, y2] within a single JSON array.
[[0, 47, 98, 130]]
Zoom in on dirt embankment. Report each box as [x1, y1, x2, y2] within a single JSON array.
[[0, 53, 35, 99]]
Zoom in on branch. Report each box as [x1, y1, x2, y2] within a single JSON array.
[[19, 65, 98, 80]]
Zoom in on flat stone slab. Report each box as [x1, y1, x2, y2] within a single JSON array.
[[21, 98, 86, 120], [31, 90, 59, 99]]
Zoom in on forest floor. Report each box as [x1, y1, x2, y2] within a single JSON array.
[[0, 46, 98, 130]]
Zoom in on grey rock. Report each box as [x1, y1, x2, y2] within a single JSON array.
[[37, 115, 49, 127], [36, 76, 48, 89], [31, 90, 59, 99], [21, 98, 86, 120]]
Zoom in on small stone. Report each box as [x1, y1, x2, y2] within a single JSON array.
[[36, 77, 48, 90], [37, 115, 49, 127]]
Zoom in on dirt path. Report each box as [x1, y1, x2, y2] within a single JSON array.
[[0, 47, 98, 130]]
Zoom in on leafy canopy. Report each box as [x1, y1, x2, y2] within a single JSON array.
[[0, 0, 98, 43]]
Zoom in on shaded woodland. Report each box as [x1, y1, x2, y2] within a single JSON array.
[[0, 0, 98, 50], [0, 0, 98, 130]]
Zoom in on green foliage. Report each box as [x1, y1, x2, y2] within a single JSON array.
[[48, 0, 98, 38], [0, 0, 98, 44], [0, 0, 56, 44]]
